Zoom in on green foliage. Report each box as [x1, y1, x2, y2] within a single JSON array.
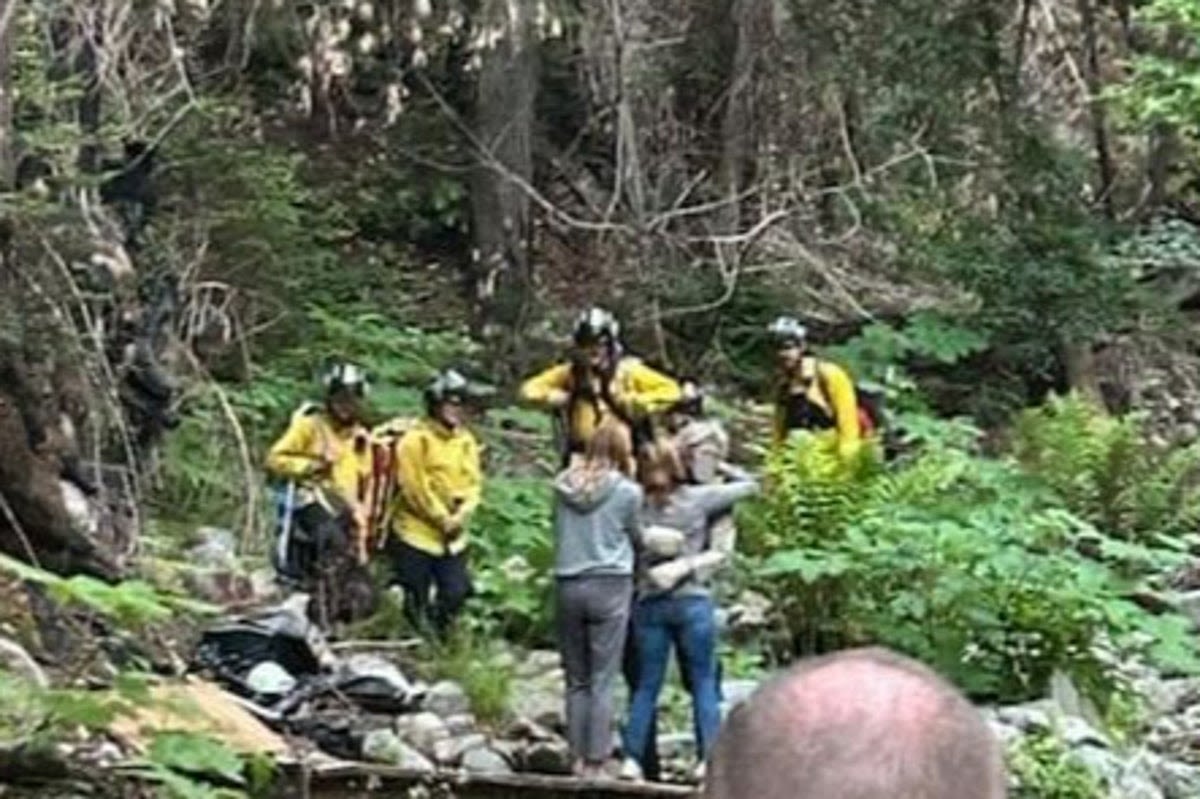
[[1014, 393, 1200, 545], [468, 477, 556, 646], [136, 732, 250, 799], [1009, 733, 1106, 799], [426, 628, 515, 725], [741, 415, 1200, 708], [0, 554, 216, 628], [1109, 0, 1200, 137]]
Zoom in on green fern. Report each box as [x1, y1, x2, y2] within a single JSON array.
[[1013, 392, 1200, 542]]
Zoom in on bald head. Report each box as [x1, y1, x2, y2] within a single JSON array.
[[704, 648, 1006, 799]]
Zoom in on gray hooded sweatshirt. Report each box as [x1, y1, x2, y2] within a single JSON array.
[[553, 467, 644, 578]]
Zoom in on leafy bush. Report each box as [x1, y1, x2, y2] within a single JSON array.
[[741, 421, 1200, 708], [468, 477, 556, 647], [1009, 732, 1106, 799], [1014, 393, 1200, 544]]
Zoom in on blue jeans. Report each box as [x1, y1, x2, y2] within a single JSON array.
[[623, 594, 721, 769]]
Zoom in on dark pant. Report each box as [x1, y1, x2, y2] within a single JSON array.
[[624, 595, 722, 770], [287, 503, 349, 581], [391, 539, 472, 636]]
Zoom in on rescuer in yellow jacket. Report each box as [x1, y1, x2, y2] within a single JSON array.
[[390, 369, 483, 636], [521, 307, 681, 465], [265, 363, 373, 580], [768, 316, 863, 460]]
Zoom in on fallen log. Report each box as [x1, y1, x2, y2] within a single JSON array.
[[275, 763, 699, 799]]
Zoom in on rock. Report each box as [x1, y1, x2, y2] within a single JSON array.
[[248, 568, 281, 602], [433, 733, 488, 766], [524, 740, 573, 776], [361, 729, 435, 772], [1150, 756, 1200, 799], [395, 711, 450, 758], [0, 636, 47, 688], [183, 568, 253, 605], [492, 739, 526, 769], [657, 732, 695, 763], [997, 701, 1054, 733], [425, 680, 471, 718], [503, 717, 559, 743], [1140, 677, 1200, 717], [444, 713, 477, 737], [986, 719, 1023, 748], [1060, 716, 1108, 748], [1071, 743, 1124, 787], [188, 527, 238, 569], [507, 671, 565, 731], [1114, 755, 1166, 799], [1050, 670, 1103, 729], [1172, 591, 1200, 630], [516, 650, 562, 678], [463, 745, 514, 774]]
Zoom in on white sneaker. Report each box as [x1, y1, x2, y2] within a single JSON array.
[[618, 757, 644, 781], [693, 761, 707, 782]]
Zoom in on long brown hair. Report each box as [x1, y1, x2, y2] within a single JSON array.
[[637, 438, 686, 500], [583, 418, 635, 477]]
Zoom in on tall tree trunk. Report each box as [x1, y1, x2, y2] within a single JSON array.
[[0, 0, 13, 190], [1076, 0, 1115, 218], [717, 0, 775, 235], [469, 0, 538, 369], [77, 0, 102, 174]]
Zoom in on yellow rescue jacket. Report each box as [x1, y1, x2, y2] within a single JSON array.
[[390, 417, 483, 557], [772, 357, 862, 459], [265, 404, 372, 510], [520, 356, 681, 449]]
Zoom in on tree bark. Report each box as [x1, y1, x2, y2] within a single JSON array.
[[717, 0, 775, 235], [469, 0, 538, 367], [0, 0, 13, 189], [1076, 0, 1115, 218]]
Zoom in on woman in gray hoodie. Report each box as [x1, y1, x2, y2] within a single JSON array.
[[552, 419, 644, 778]]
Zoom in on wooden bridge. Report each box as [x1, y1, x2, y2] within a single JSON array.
[[278, 763, 700, 799]]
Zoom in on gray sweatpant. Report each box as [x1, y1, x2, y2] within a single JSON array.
[[556, 574, 633, 764]]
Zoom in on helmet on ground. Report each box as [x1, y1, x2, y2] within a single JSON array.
[[768, 316, 808, 347], [573, 306, 620, 346], [322, 362, 369, 396], [424, 369, 470, 410]]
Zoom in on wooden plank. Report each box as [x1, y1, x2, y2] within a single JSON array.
[[277, 762, 699, 799]]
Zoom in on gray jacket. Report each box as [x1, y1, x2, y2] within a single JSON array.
[[637, 473, 758, 599], [553, 467, 644, 579]]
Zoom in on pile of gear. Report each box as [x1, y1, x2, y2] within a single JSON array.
[[189, 593, 427, 760]]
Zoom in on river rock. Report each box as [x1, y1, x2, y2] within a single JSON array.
[[425, 680, 471, 718], [997, 701, 1055, 733], [516, 650, 561, 678], [524, 740, 573, 775], [443, 713, 477, 737], [361, 729, 435, 772], [395, 711, 450, 757], [507, 671, 565, 731], [433, 733, 488, 766], [1172, 591, 1200, 630], [463, 745, 514, 774], [503, 717, 558, 742]]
